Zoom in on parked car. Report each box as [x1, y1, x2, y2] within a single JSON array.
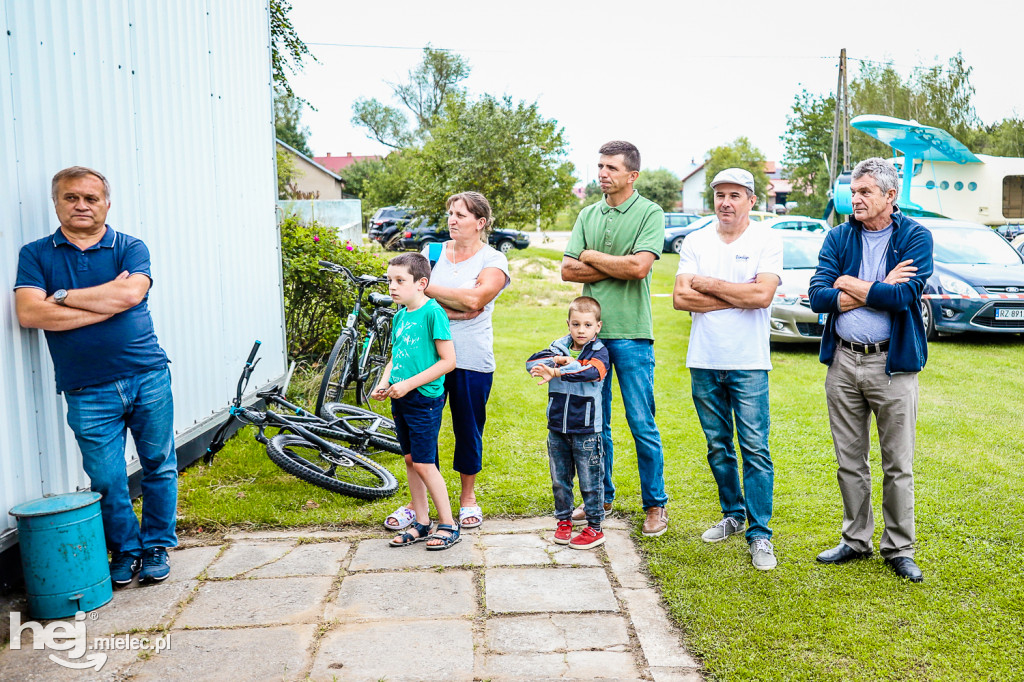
[[917, 218, 1024, 339], [995, 224, 1024, 241], [748, 211, 778, 222], [367, 206, 413, 249], [1012, 234, 1024, 254], [398, 218, 531, 253], [769, 231, 828, 343], [762, 216, 830, 233], [664, 215, 714, 253]]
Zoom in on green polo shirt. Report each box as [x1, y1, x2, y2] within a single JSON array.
[[564, 191, 664, 339]]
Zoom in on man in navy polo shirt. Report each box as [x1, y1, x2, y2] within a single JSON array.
[[15, 166, 176, 586]]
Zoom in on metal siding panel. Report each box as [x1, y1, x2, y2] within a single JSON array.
[[0, 0, 281, 550]]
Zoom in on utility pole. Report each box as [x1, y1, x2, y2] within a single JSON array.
[[828, 48, 850, 225]]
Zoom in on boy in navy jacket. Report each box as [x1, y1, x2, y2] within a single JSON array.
[[526, 297, 610, 549]]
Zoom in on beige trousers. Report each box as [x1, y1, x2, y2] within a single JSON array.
[[824, 347, 918, 558]]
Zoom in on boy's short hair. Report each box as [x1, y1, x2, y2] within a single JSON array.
[[568, 296, 601, 321], [389, 252, 431, 282]]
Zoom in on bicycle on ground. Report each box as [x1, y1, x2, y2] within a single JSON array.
[[315, 260, 396, 418], [205, 340, 399, 499]]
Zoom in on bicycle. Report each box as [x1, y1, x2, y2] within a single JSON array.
[[315, 260, 396, 419], [205, 341, 399, 499]]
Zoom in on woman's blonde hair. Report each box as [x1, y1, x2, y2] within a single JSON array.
[[446, 191, 493, 233]]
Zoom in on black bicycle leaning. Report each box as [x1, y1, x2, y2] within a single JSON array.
[[315, 260, 396, 418], [205, 341, 399, 499]]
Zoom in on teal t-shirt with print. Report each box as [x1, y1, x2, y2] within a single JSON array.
[[389, 298, 452, 398]]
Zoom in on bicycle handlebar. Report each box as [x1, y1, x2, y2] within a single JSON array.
[[246, 340, 261, 365], [319, 260, 387, 286]]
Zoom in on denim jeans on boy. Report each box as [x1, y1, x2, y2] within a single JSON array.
[[548, 431, 604, 527], [690, 368, 773, 541], [600, 339, 668, 510], [64, 366, 178, 556]]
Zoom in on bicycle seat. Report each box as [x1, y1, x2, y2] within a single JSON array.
[[368, 292, 394, 308]]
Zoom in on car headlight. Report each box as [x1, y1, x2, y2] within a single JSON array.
[[938, 275, 976, 297]]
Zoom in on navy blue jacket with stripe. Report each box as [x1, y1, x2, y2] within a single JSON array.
[[525, 335, 609, 434]]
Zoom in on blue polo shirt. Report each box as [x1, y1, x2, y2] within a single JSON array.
[[15, 226, 169, 393]]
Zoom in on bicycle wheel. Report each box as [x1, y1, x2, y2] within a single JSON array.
[[266, 434, 397, 499], [316, 335, 356, 418], [321, 401, 402, 454], [358, 318, 392, 410], [299, 423, 400, 463]]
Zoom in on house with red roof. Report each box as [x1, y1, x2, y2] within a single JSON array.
[[313, 152, 382, 175]]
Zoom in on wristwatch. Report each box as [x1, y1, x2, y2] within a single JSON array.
[[53, 289, 69, 306]]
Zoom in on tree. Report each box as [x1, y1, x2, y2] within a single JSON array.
[[338, 157, 385, 200], [406, 95, 576, 229], [781, 90, 837, 218], [276, 145, 297, 199], [274, 85, 312, 156], [634, 168, 681, 212], [351, 47, 470, 148], [270, 0, 315, 97], [970, 116, 1024, 157], [702, 137, 769, 207]]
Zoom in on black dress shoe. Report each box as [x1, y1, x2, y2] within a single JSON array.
[[885, 556, 924, 582], [816, 543, 873, 564]]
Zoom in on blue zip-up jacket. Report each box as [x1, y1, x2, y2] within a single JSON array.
[[525, 335, 609, 434], [808, 207, 933, 374]]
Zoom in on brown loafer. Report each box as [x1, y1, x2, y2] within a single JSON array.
[[571, 502, 612, 525], [642, 507, 668, 537]]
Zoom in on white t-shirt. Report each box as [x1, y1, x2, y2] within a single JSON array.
[[422, 242, 510, 373], [676, 221, 783, 370]]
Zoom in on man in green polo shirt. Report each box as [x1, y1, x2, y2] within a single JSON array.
[[561, 140, 669, 537]]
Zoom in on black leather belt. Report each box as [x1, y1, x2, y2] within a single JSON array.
[[838, 337, 890, 355]]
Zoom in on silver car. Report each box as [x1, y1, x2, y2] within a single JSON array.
[[770, 231, 828, 344]]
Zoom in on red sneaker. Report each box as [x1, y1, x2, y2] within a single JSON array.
[[553, 519, 574, 545], [570, 526, 605, 550]]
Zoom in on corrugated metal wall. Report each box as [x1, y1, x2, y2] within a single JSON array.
[[0, 0, 286, 550]]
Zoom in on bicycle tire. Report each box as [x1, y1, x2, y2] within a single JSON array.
[[358, 318, 392, 410], [316, 335, 356, 418], [266, 434, 397, 499], [299, 423, 400, 462], [321, 401, 402, 454]]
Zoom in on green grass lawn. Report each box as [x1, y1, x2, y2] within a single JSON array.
[[178, 247, 1024, 681]]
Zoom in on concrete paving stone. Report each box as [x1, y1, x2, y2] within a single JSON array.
[[486, 517, 554, 533], [249, 541, 349, 578], [602, 517, 628, 530], [346, 537, 483, 571], [619, 588, 700, 668], [88, 579, 198, 636], [565, 650, 643, 680], [604, 529, 649, 588], [310, 618, 474, 681], [130, 624, 316, 682], [176, 576, 332, 628], [223, 529, 362, 541], [205, 541, 294, 578], [167, 545, 221, 582], [549, 544, 604, 566], [486, 613, 630, 654], [0, 640, 139, 681], [483, 533, 551, 566], [650, 667, 706, 681], [486, 567, 618, 613], [325, 570, 475, 621], [481, 652, 567, 678]]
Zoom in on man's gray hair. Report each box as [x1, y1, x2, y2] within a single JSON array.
[[51, 166, 111, 203], [852, 157, 900, 196]]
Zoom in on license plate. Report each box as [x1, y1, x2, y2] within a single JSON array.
[[818, 313, 827, 325], [995, 308, 1024, 320]]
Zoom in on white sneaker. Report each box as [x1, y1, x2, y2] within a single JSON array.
[[749, 538, 777, 571], [701, 517, 744, 543]]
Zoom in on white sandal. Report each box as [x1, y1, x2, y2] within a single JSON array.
[[384, 505, 416, 531], [458, 505, 483, 529]]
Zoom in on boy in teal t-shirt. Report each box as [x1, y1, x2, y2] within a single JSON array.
[[372, 253, 459, 550]]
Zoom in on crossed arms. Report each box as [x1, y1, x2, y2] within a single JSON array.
[[426, 267, 507, 321], [560, 249, 657, 283], [672, 272, 780, 313], [15, 272, 151, 331]]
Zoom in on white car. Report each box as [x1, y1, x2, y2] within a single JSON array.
[[762, 216, 830, 233], [770, 231, 828, 344]]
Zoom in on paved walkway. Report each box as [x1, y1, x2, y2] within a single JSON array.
[[1, 517, 702, 681]]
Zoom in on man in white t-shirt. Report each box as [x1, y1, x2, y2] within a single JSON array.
[[672, 168, 783, 571]]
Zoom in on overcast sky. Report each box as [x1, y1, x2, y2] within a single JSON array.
[[286, 0, 1021, 186]]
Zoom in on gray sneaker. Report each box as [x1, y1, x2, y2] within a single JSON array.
[[701, 517, 744, 543], [749, 538, 777, 571]]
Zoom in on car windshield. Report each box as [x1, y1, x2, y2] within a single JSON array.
[[931, 227, 1024, 265], [782, 237, 824, 269]]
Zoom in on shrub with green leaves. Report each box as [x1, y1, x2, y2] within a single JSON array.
[[280, 215, 388, 358]]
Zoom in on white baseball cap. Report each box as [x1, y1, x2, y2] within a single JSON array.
[[710, 168, 756, 194]]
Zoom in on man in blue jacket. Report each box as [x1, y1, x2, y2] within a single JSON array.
[[808, 157, 933, 583]]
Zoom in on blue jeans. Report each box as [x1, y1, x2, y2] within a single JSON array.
[[690, 369, 773, 541], [64, 366, 177, 555], [548, 431, 604, 527], [600, 339, 667, 509]]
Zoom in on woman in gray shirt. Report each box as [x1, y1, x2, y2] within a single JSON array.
[[384, 191, 510, 532]]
